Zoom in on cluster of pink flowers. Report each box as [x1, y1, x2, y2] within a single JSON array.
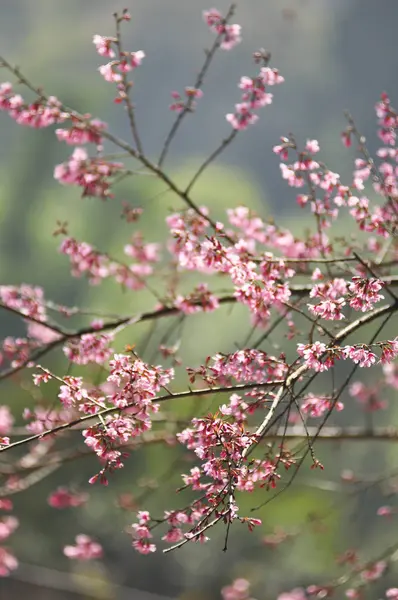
[[226, 206, 316, 260], [129, 424, 268, 553], [301, 393, 344, 418], [60, 236, 157, 288], [128, 510, 156, 554], [203, 8, 241, 50], [55, 115, 107, 146], [298, 340, 398, 372], [0, 500, 18, 576], [93, 18, 145, 108], [93, 28, 145, 82], [297, 341, 330, 372], [209, 349, 287, 385], [347, 277, 384, 312], [174, 283, 219, 314], [0, 82, 68, 128], [0, 516, 18, 543], [48, 487, 88, 509], [54, 147, 124, 199], [23, 405, 73, 434], [383, 362, 398, 389], [373, 93, 398, 206], [1, 336, 41, 368], [349, 381, 387, 411], [169, 87, 203, 112], [59, 237, 111, 283], [124, 232, 160, 264], [78, 354, 174, 484], [234, 269, 291, 327], [0, 406, 14, 437], [107, 354, 174, 408], [308, 278, 347, 320], [274, 137, 346, 241], [277, 589, 307, 600], [64, 333, 113, 365], [129, 502, 217, 554], [376, 92, 398, 146], [340, 95, 398, 234], [221, 578, 256, 600], [307, 276, 385, 319], [167, 207, 299, 327], [63, 534, 103, 561], [167, 207, 216, 271], [57, 375, 90, 409], [175, 411, 279, 523], [226, 66, 284, 131], [186, 349, 286, 390], [347, 194, 393, 238], [98, 50, 145, 83], [0, 284, 46, 322], [167, 204, 301, 277]]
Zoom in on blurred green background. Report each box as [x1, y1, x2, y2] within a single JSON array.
[[1, 0, 398, 598]]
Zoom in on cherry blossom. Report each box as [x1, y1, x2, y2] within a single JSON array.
[[92, 34, 116, 58], [48, 487, 88, 509], [54, 147, 124, 198], [0, 547, 18, 577], [226, 66, 284, 131], [203, 8, 241, 50], [0, 407, 14, 436], [63, 535, 103, 560]]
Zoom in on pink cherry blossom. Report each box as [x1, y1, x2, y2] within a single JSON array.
[[0, 517, 18, 542], [297, 341, 329, 372], [221, 579, 254, 600], [93, 34, 116, 58], [0, 547, 18, 576], [0, 407, 14, 436], [98, 62, 123, 83], [277, 590, 307, 600], [48, 488, 88, 509], [54, 147, 124, 198], [63, 534, 103, 560], [203, 9, 241, 50]]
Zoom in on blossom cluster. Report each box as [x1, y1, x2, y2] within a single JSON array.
[[0, 500, 18, 576], [166, 207, 296, 327], [48, 487, 88, 509], [64, 332, 114, 365], [203, 8, 241, 50], [31, 354, 174, 485], [226, 64, 284, 131], [0, 285, 46, 322], [56, 115, 107, 146], [63, 535, 103, 561], [128, 409, 269, 552], [297, 339, 398, 372], [54, 147, 124, 199], [0, 285, 61, 367], [60, 235, 159, 287], [307, 276, 385, 320], [0, 82, 68, 128], [169, 87, 203, 113], [83, 355, 174, 484]]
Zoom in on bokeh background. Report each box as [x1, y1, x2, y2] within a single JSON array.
[[1, 0, 398, 598]]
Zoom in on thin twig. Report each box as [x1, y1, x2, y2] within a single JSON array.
[[158, 3, 236, 167]]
